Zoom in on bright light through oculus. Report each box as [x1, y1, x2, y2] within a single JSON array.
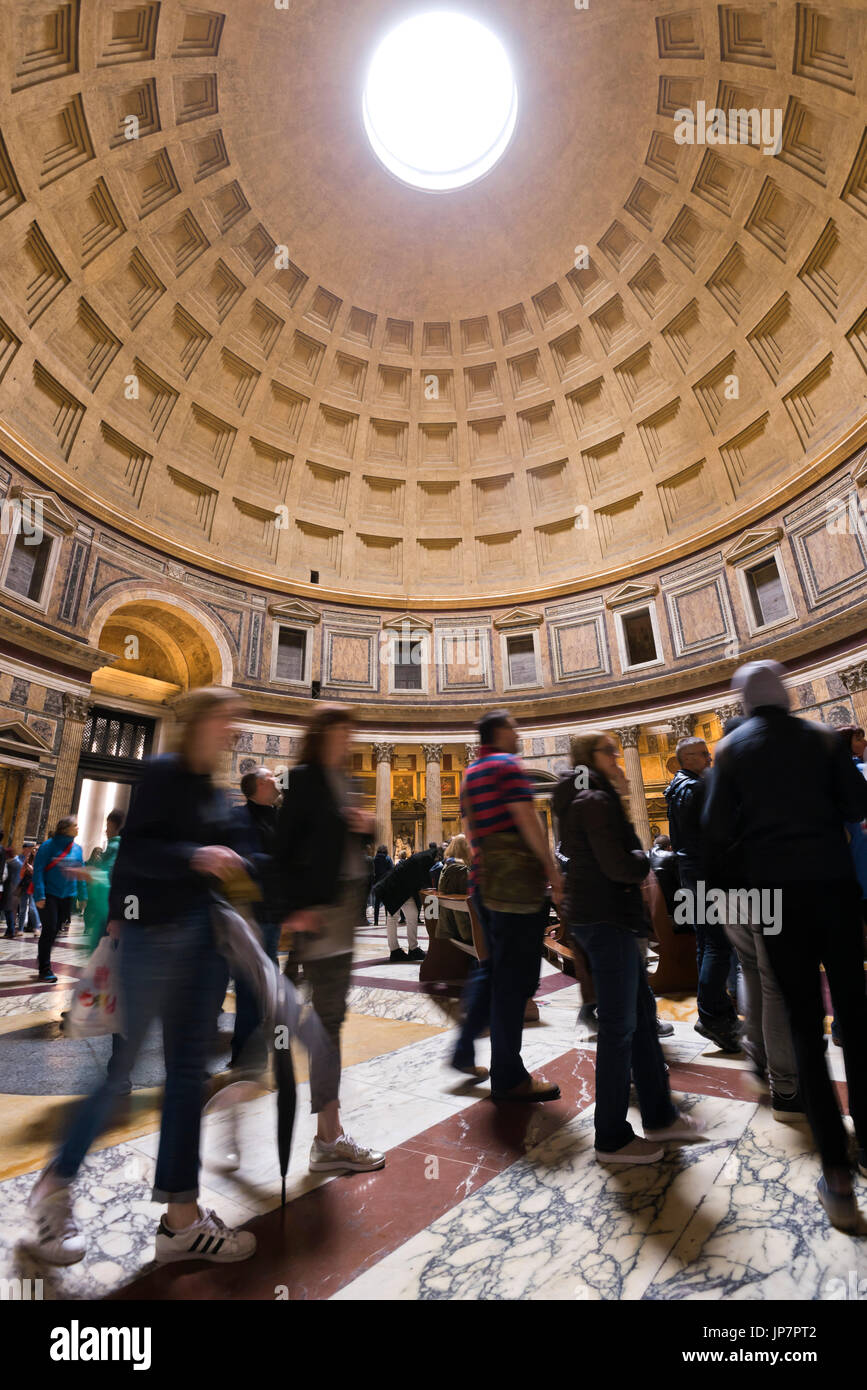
[[362, 12, 518, 192]]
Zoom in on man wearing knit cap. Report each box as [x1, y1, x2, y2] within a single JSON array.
[[704, 659, 867, 1232]]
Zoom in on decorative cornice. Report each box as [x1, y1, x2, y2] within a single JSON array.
[[0, 608, 115, 675], [492, 607, 544, 630], [0, 718, 53, 753], [61, 694, 92, 722], [9, 484, 75, 536], [381, 612, 433, 632], [268, 599, 321, 624], [605, 581, 659, 610], [724, 527, 783, 565]]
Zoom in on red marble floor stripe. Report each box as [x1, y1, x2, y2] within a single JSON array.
[[0, 955, 83, 978], [108, 1043, 837, 1302], [668, 1060, 850, 1113], [0, 982, 68, 998]]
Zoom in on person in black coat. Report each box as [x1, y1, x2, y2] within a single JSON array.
[[703, 660, 867, 1231], [371, 845, 393, 927], [273, 706, 384, 1175], [229, 766, 282, 1070], [377, 849, 437, 962], [553, 731, 702, 1166]]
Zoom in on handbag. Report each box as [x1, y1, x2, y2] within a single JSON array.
[[65, 936, 124, 1039]]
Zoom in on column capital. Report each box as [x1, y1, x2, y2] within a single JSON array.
[[714, 701, 744, 726], [839, 662, 867, 695], [619, 724, 641, 750], [422, 743, 443, 764], [463, 743, 480, 766], [669, 713, 697, 741], [373, 742, 395, 765], [62, 694, 92, 723]]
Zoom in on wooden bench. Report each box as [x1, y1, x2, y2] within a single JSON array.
[[419, 891, 539, 1019]]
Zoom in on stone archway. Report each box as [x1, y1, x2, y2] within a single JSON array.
[[87, 587, 234, 702]]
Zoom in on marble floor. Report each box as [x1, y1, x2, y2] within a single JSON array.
[[0, 914, 863, 1301]]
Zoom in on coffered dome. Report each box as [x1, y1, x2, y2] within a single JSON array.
[[0, 0, 865, 605]]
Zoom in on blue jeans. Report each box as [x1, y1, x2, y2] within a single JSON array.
[[460, 894, 545, 1094], [18, 896, 40, 931], [55, 906, 228, 1202], [231, 920, 280, 1068], [453, 892, 492, 1069], [679, 867, 738, 1034], [571, 922, 676, 1152]]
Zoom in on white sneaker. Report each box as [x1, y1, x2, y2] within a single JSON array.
[[309, 1132, 386, 1173], [644, 1112, 707, 1143], [26, 1183, 86, 1265], [155, 1207, 256, 1263]]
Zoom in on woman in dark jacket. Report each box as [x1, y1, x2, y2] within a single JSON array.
[[371, 845, 394, 926], [275, 705, 384, 1174], [27, 687, 258, 1267], [553, 731, 701, 1165]]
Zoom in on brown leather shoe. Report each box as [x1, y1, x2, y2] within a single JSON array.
[[491, 1076, 561, 1102]]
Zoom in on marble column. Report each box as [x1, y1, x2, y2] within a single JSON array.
[[619, 725, 652, 849], [422, 743, 443, 847], [840, 662, 867, 733], [669, 712, 698, 744], [713, 701, 744, 733], [373, 742, 394, 848], [47, 694, 92, 829]]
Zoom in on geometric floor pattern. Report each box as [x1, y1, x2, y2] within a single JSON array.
[[0, 916, 863, 1301]]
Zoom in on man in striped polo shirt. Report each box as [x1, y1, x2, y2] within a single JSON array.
[[459, 709, 563, 1101]]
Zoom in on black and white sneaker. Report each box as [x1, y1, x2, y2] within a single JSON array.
[[25, 1183, 86, 1265], [155, 1208, 256, 1264], [770, 1089, 807, 1122]]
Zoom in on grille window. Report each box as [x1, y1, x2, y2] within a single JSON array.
[[393, 638, 423, 690], [622, 608, 658, 667], [81, 709, 152, 761]]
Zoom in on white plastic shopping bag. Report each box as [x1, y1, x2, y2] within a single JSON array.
[[65, 936, 124, 1039]]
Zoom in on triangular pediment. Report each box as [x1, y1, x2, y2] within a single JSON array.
[[0, 719, 52, 753], [381, 612, 433, 632], [8, 485, 75, 535], [268, 598, 321, 624], [605, 580, 659, 610], [493, 607, 543, 630], [725, 527, 782, 564]]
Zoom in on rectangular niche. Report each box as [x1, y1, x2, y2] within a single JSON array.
[[417, 480, 458, 523], [231, 300, 284, 361], [468, 416, 508, 463], [565, 376, 617, 435], [657, 460, 715, 532], [472, 473, 516, 526], [230, 497, 279, 564], [636, 397, 691, 470], [356, 533, 402, 584], [285, 331, 325, 382], [362, 474, 405, 523], [245, 437, 292, 497], [746, 292, 812, 384], [517, 401, 561, 456], [179, 402, 236, 474], [376, 364, 411, 407], [528, 458, 573, 513], [293, 520, 342, 576], [303, 460, 350, 516], [535, 516, 588, 573], [331, 351, 367, 400], [312, 403, 358, 457], [366, 417, 408, 464], [582, 433, 633, 495], [464, 362, 501, 408], [419, 422, 457, 466], [417, 538, 462, 586], [29, 363, 84, 460], [475, 530, 522, 578], [548, 326, 595, 383], [595, 492, 645, 556], [418, 368, 453, 405], [96, 421, 151, 506], [782, 353, 841, 449], [718, 412, 786, 493], [161, 467, 217, 538], [13, 2, 81, 91], [787, 486, 867, 608], [49, 297, 121, 387]]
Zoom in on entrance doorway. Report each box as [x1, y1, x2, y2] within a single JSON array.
[[76, 778, 133, 857]]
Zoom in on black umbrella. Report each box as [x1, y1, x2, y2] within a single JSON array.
[[273, 1020, 296, 1206]]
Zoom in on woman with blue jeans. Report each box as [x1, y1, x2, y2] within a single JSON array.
[[552, 732, 705, 1164], [26, 687, 259, 1267]]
